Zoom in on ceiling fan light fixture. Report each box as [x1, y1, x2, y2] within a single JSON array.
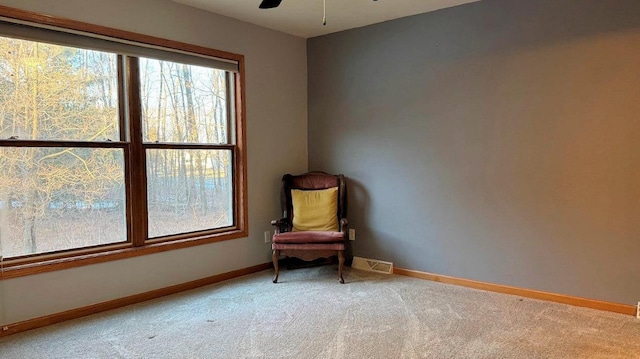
[[259, 0, 378, 26], [259, 0, 282, 9]]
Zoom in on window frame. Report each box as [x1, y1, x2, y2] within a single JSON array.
[[0, 5, 248, 278]]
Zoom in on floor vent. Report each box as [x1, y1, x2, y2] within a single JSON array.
[[352, 256, 393, 274]]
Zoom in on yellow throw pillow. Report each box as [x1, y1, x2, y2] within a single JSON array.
[[291, 187, 339, 232]]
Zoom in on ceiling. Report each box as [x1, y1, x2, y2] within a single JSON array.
[[171, 0, 480, 38]]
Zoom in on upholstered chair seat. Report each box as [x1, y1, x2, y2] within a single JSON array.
[[273, 231, 344, 244]]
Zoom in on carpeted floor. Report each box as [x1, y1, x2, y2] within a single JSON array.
[[1, 267, 639, 358]]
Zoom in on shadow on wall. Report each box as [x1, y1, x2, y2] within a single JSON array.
[[347, 176, 388, 262], [345, 177, 366, 262], [345, 175, 438, 266]]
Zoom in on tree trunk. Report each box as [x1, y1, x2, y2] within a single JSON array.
[[22, 218, 36, 254], [22, 206, 36, 254]]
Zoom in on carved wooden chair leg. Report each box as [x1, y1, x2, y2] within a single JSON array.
[[272, 249, 280, 283], [338, 250, 345, 284]]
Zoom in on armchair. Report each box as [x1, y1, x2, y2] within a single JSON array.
[[271, 171, 348, 283]]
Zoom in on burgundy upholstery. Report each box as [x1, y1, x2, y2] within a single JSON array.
[[273, 231, 344, 244], [272, 243, 345, 251], [271, 172, 348, 283], [290, 174, 339, 189]]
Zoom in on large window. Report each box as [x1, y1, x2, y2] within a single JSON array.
[[140, 59, 234, 239], [0, 9, 246, 275]]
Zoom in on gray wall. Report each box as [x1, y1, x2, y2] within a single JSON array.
[[0, 0, 307, 325], [308, 0, 640, 304]]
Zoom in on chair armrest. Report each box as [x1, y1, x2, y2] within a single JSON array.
[[271, 218, 290, 234], [339, 218, 348, 233]]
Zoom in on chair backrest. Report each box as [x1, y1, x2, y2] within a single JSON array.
[[280, 172, 346, 229]]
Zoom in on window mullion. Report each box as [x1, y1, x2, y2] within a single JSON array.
[[126, 56, 148, 246], [117, 55, 134, 248]]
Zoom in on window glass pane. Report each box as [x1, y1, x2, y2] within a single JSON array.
[[0, 36, 119, 141], [0, 147, 127, 258], [139, 58, 228, 144], [147, 149, 232, 238]]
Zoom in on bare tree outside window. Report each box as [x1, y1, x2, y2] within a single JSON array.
[[0, 37, 126, 258], [140, 58, 233, 238], [0, 37, 237, 258]]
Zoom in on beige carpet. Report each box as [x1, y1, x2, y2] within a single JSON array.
[[1, 267, 639, 358]]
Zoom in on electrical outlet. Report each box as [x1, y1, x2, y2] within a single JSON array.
[[349, 228, 356, 241], [264, 231, 271, 243], [637, 302, 640, 319]]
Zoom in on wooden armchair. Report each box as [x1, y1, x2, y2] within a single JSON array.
[[271, 172, 348, 283]]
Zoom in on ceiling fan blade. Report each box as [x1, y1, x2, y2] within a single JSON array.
[[259, 0, 283, 9]]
